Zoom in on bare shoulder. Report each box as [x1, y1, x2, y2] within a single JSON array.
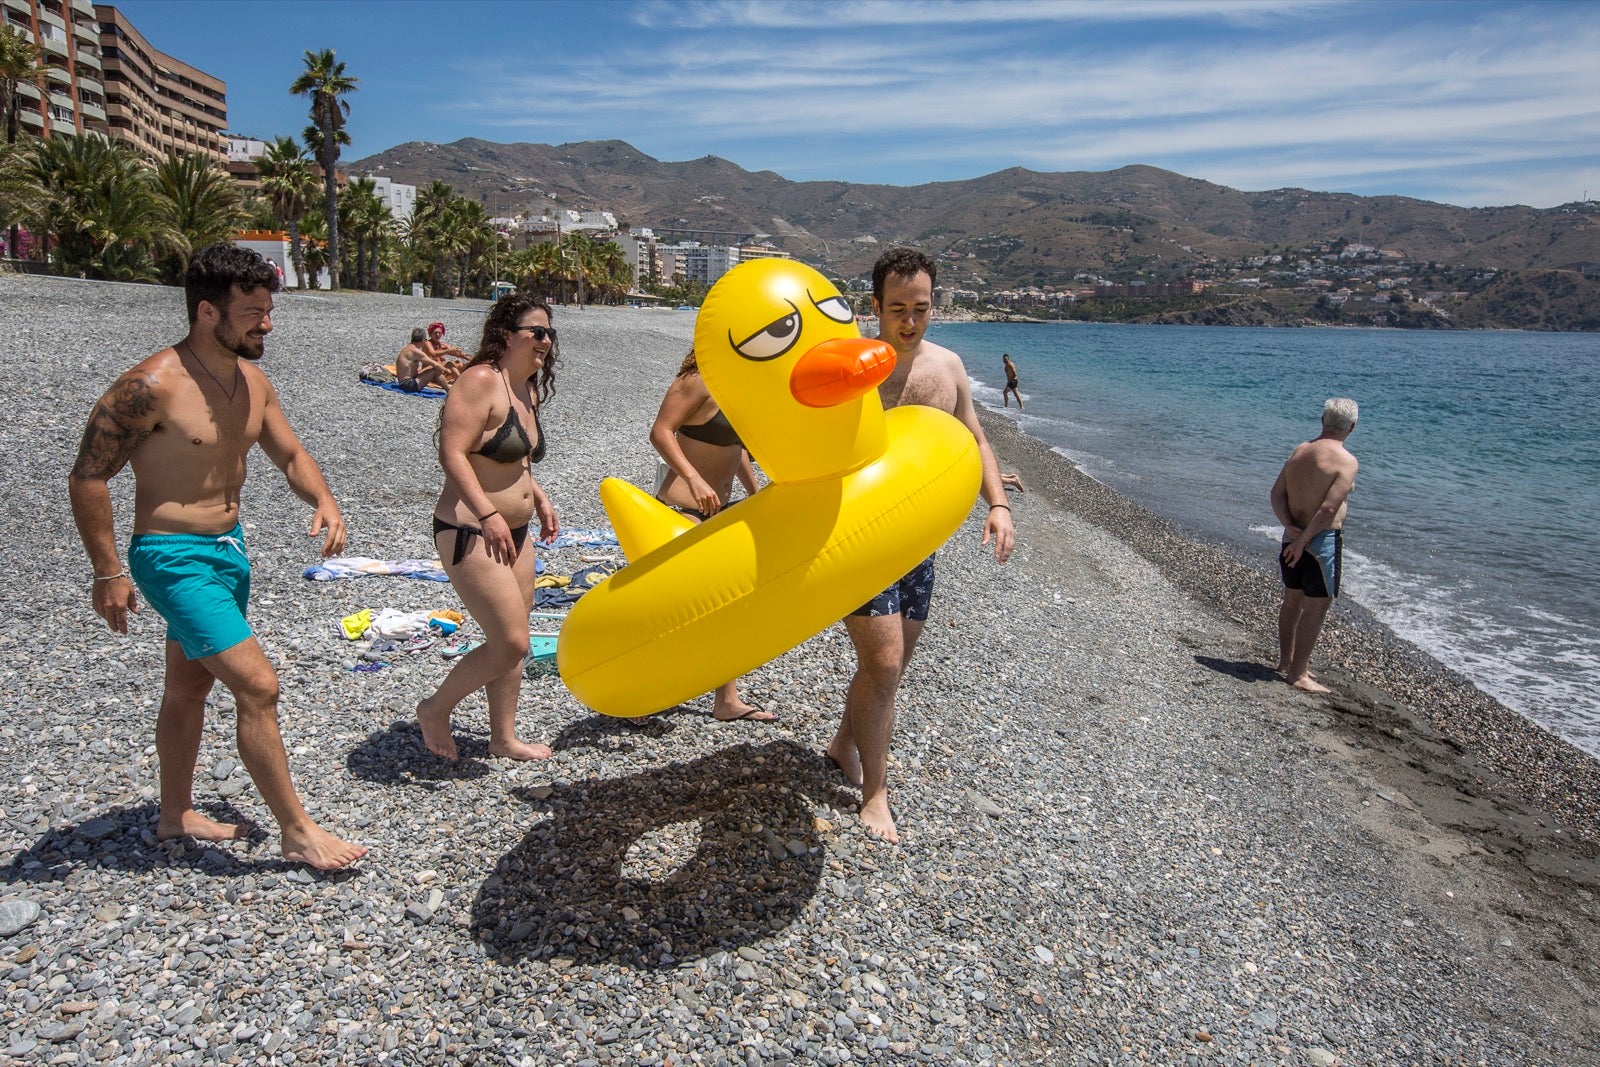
[[919, 339, 965, 374], [104, 347, 181, 411], [445, 364, 499, 409]]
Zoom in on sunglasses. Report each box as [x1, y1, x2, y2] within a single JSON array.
[[512, 325, 556, 342]]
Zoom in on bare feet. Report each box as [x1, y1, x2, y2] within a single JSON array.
[[1289, 674, 1332, 694], [157, 809, 249, 843], [858, 794, 899, 843], [489, 738, 553, 760], [282, 823, 367, 871], [825, 738, 864, 787], [713, 698, 777, 722], [1001, 472, 1026, 492], [415, 696, 458, 761]]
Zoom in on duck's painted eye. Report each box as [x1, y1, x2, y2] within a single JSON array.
[[733, 306, 802, 361], [813, 294, 854, 323]]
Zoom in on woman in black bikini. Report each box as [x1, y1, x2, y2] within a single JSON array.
[[417, 294, 560, 761], [647, 349, 773, 722]]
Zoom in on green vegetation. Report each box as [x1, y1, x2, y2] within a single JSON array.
[[290, 49, 357, 291]]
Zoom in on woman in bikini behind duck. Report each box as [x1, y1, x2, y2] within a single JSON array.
[[647, 348, 775, 722], [417, 294, 560, 761]]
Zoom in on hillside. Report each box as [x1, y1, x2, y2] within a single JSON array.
[[351, 138, 1600, 307]]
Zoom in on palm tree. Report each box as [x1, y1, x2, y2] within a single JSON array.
[[524, 239, 565, 301], [409, 179, 456, 295], [337, 176, 387, 290], [445, 196, 491, 297], [289, 48, 356, 290], [255, 136, 316, 288], [16, 132, 180, 279], [0, 25, 41, 147], [154, 150, 247, 283], [1, 25, 43, 257]]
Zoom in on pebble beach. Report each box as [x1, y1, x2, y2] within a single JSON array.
[[3, 273, 1599, 1065]]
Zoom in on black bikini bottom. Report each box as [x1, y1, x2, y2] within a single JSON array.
[[433, 515, 530, 566]]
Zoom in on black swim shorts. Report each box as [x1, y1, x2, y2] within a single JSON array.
[[851, 555, 936, 622], [1279, 530, 1341, 599]]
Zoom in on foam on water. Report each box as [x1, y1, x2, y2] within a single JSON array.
[[938, 320, 1600, 758]]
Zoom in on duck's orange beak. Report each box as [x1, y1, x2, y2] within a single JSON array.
[[789, 337, 897, 408]]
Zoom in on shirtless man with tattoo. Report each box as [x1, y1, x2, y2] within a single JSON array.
[[826, 248, 1014, 843], [68, 244, 366, 871]]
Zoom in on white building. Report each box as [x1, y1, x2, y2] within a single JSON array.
[[365, 175, 416, 225], [657, 241, 741, 285], [227, 136, 268, 163]]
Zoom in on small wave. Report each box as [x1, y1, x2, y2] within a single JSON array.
[[1342, 548, 1600, 758]]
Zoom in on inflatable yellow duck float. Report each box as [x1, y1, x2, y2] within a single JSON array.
[[557, 259, 981, 717]]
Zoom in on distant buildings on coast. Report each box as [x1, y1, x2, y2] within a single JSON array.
[[3, 0, 226, 165]]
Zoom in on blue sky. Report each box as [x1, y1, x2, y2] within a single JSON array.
[[119, 0, 1600, 208]]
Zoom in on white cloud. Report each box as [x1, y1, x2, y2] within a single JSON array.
[[427, 1, 1600, 207]]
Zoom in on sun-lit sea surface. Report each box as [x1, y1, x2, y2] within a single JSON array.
[[931, 320, 1600, 759]]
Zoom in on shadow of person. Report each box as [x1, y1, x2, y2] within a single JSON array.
[[345, 717, 499, 789], [1194, 655, 1280, 683], [0, 802, 347, 885], [472, 739, 855, 969], [544, 705, 683, 754]]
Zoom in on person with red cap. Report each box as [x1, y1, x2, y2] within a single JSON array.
[[422, 321, 469, 367]]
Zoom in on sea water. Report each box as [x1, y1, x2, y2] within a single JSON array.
[[931, 320, 1600, 758]]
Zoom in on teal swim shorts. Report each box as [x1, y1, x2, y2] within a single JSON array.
[[128, 524, 252, 660]]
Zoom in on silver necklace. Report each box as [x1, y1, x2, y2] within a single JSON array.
[[180, 341, 240, 401]]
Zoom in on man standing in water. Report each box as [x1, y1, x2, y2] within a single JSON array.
[[827, 248, 1014, 843], [1002, 353, 1023, 409], [1271, 397, 1359, 693], [69, 244, 367, 871]]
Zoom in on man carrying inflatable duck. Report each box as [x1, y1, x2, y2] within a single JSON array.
[[827, 248, 1014, 843]]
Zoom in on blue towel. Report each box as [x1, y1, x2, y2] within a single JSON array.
[[362, 378, 445, 399]]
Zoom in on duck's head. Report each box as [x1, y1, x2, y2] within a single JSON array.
[[694, 259, 895, 482]]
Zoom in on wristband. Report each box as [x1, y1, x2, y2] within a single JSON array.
[[475, 510, 497, 523], [94, 570, 127, 582], [989, 503, 1011, 512]]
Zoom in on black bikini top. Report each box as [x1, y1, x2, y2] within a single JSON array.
[[474, 372, 546, 464], [677, 407, 742, 449]]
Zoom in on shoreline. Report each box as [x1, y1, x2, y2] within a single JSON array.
[[3, 274, 1598, 1063], [976, 403, 1600, 854]]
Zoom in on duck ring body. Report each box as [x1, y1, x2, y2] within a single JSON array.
[[557, 405, 979, 716], [556, 257, 981, 718]]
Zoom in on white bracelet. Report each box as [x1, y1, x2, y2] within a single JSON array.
[[94, 570, 127, 582]]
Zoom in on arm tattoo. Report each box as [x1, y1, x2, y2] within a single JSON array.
[[71, 376, 156, 480]]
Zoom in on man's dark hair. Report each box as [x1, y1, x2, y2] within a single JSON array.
[[185, 244, 280, 324], [872, 247, 937, 303]]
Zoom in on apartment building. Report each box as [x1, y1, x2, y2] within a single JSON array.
[[1, 0, 108, 139], [93, 4, 226, 164], [366, 174, 416, 225]]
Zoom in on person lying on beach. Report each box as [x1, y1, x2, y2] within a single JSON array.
[[828, 248, 1014, 844], [67, 244, 367, 872], [648, 348, 772, 722], [1001, 472, 1026, 492], [395, 327, 453, 392], [1270, 397, 1359, 694], [416, 294, 561, 762]]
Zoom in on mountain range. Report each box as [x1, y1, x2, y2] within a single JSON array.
[[351, 138, 1600, 297]]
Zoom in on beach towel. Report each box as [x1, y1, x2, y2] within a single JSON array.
[[539, 528, 620, 550], [304, 557, 451, 582], [533, 560, 620, 607], [361, 378, 445, 399]]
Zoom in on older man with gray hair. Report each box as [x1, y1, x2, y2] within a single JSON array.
[[1270, 397, 1359, 693]]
